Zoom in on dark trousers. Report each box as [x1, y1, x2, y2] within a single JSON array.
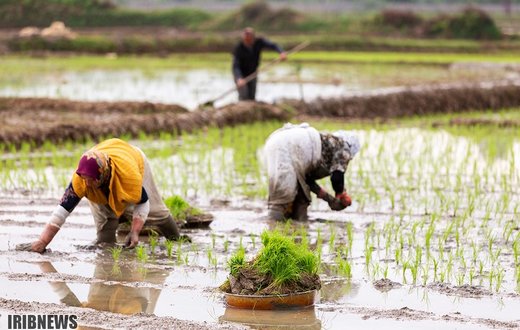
[[268, 184, 310, 222], [238, 78, 257, 101]]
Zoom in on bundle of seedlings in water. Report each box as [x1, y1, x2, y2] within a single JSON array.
[[220, 230, 321, 296], [164, 195, 213, 228]]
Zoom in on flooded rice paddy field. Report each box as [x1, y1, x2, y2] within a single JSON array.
[[0, 121, 519, 329], [1, 54, 519, 110]]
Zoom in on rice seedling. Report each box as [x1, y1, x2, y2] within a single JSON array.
[[365, 244, 373, 272], [135, 244, 148, 263], [164, 239, 174, 259], [516, 266, 520, 292], [495, 268, 505, 292], [246, 232, 257, 249], [298, 226, 309, 248], [425, 222, 435, 256], [432, 258, 439, 281], [108, 245, 123, 262], [316, 228, 323, 263], [421, 265, 429, 285], [469, 268, 475, 285], [207, 248, 218, 269], [456, 272, 465, 286], [491, 248, 502, 265], [409, 262, 419, 284], [337, 257, 352, 278], [471, 241, 478, 265], [513, 237, 520, 264], [479, 260, 485, 277], [149, 232, 159, 255], [329, 224, 336, 252], [439, 269, 446, 283], [207, 248, 213, 264], [503, 222, 515, 244], [372, 263, 381, 279], [211, 233, 216, 250], [228, 247, 246, 277], [176, 241, 183, 265], [402, 261, 410, 284]]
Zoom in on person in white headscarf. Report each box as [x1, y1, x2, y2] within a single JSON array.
[[264, 123, 360, 221]]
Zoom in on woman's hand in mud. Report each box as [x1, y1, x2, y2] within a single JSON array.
[[32, 240, 48, 253], [15, 242, 39, 252], [125, 216, 145, 249], [124, 232, 139, 249], [20, 240, 47, 253]]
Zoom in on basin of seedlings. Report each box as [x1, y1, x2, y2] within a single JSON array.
[[220, 230, 321, 310]]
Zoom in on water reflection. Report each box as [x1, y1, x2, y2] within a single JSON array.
[[0, 69, 346, 110], [37, 260, 169, 315], [320, 278, 360, 303], [220, 307, 321, 330]]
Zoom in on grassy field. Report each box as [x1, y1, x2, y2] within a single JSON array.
[[2, 50, 518, 73]]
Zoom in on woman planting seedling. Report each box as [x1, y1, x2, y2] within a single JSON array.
[[264, 123, 360, 221], [20, 138, 185, 253]]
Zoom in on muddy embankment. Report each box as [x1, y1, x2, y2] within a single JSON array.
[[2, 82, 520, 146], [289, 82, 520, 118], [0, 98, 290, 147]]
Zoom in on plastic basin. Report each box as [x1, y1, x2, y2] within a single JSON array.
[[224, 289, 318, 310]]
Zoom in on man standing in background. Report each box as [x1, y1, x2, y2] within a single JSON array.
[[232, 27, 287, 101]]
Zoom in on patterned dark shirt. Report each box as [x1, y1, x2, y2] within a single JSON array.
[[60, 182, 81, 213], [305, 133, 351, 195], [319, 133, 350, 173]]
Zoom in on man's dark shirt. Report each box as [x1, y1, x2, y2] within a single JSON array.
[[232, 37, 282, 80]]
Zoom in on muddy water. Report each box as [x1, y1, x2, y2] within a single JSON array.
[[1, 201, 519, 329], [0, 68, 346, 110], [1, 61, 514, 110]]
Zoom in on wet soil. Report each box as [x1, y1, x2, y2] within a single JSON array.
[[373, 278, 402, 293], [356, 305, 520, 329], [427, 282, 494, 299], [223, 266, 321, 295]]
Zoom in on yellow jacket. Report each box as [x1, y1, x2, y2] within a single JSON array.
[[72, 139, 144, 217]]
